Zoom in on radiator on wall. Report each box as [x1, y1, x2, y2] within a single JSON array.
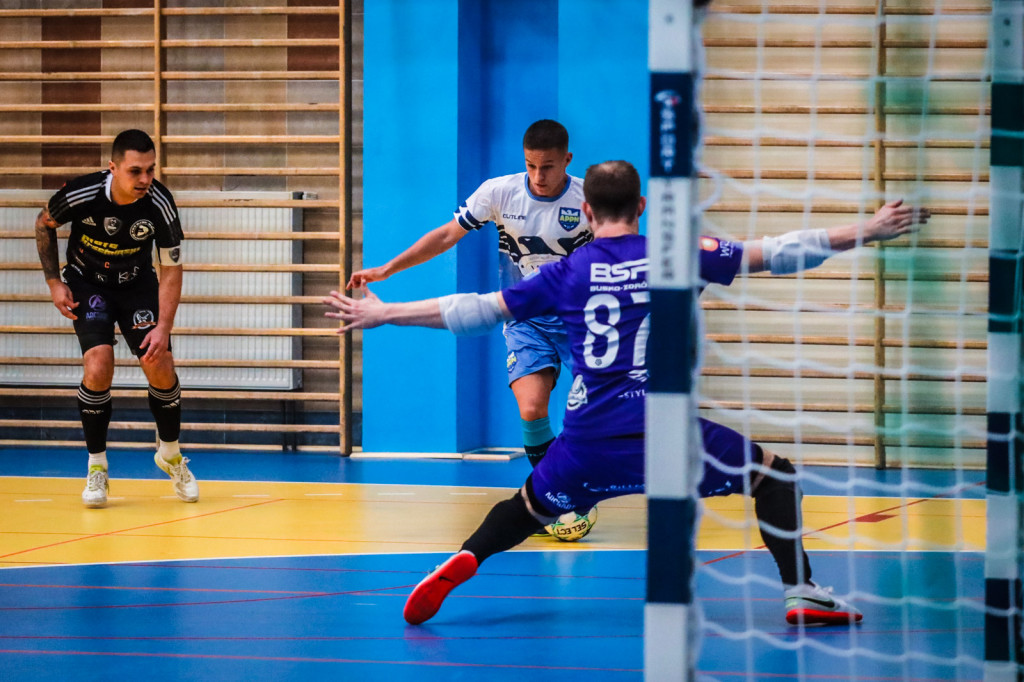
[[0, 190, 303, 390]]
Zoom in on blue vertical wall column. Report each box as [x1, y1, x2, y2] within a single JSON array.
[[461, 0, 560, 450], [363, 0, 465, 452], [362, 0, 650, 452]]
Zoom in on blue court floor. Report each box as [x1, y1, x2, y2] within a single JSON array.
[[0, 448, 986, 681]]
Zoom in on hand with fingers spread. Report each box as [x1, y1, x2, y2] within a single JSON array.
[[323, 287, 388, 334], [864, 199, 931, 243]]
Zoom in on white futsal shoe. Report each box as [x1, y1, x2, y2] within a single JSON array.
[[82, 465, 109, 508], [154, 453, 199, 502], [784, 581, 863, 625]]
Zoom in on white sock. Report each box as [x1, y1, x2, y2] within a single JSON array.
[[87, 451, 108, 470], [157, 440, 181, 462]]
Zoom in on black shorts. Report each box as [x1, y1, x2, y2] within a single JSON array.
[[64, 272, 170, 357]]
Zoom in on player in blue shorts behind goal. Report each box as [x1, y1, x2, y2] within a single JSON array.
[[325, 160, 929, 626]]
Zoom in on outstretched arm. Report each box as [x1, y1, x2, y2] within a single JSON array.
[[324, 287, 512, 335], [743, 200, 930, 275], [347, 219, 469, 289]]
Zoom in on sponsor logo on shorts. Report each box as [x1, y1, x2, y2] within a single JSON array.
[[582, 481, 643, 495], [129, 219, 155, 241], [506, 351, 518, 373], [88, 295, 107, 311], [544, 491, 573, 511], [104, 217, 121, 235], [558, 207, 581, 231], [132, 309, 156, 330], [85, 312, 108, 321]]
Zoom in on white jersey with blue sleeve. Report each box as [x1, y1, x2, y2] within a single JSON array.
[[454, 172, 593, 290]]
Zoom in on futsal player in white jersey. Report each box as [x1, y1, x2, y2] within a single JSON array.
[[349, 120, 593, 473]]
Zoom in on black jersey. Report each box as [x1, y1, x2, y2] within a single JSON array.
[[48, 170, 183, 288]]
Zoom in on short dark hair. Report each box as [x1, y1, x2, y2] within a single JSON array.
[[522, 119, 568, 153], [111, 129, 155, 161], [583, 161, 642, 223]]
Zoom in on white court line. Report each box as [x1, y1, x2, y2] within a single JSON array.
[[377, 492, 414, 496], [14, 499, 51, 503]]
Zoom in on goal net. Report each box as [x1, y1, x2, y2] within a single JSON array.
[[647, 1, 1020, 679]]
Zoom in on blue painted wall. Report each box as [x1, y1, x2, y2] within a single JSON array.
[[363, 0, 648, 452]]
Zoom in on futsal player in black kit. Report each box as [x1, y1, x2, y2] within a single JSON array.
[[34, 129, 198, 508]]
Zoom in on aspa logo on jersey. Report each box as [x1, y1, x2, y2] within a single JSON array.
[[590, 258, 649, 284], [129, 220, 155, 241], [558, 207, 581, 231]]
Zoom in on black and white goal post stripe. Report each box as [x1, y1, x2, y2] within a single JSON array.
[[645, 1, 703, 679], [986, 2, 1024, 680]]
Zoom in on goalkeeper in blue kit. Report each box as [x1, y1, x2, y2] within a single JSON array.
[[325, 160, 929, 626]]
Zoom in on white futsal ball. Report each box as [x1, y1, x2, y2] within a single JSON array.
[[544, 506, 598, 542]]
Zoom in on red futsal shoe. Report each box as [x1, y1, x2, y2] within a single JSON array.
[[403, 550, 479, 625]]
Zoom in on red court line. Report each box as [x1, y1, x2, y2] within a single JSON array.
[[696, 670, 968, 682], [0, 498, 284, 561], [0, 583, 414, 612], [0, 648, 641, 672], [0, 633, 641, 642], [85, 562, 648, 582], [704, 496, 940, 567], [0, 590, 642, 612], [0, 583, 329, 596]]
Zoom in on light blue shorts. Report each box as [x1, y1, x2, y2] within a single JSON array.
[[502, 319, 572, 386]]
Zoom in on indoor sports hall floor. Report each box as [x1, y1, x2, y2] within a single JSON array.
[[0, 448, 985, 681]]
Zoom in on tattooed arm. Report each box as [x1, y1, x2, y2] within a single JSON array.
[[35, 207, 78, 320]]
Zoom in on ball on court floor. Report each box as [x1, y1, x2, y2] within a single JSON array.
[[545, 506, 598, 542]]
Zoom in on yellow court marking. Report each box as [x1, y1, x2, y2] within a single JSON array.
[[0, 476, 985, 569]]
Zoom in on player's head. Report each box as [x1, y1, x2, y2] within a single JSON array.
[[522, 119, 572, 198], [582, 160, 645, 226], [111, 129, 155, 162], [108, 129, 156, 205]]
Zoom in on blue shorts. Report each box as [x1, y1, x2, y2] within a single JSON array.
[[503, 319, 572, 386], [528, 418, 758, 515]]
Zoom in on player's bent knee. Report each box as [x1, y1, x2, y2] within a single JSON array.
[[751, 452, 799, 499]]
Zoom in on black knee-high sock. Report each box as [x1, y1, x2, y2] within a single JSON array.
[[147, 377, 181, 443], [751, 456, 813, 586], [461, 481, 551, 563], [77, 383, 112, 454], [525, 438, 554, 468]]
